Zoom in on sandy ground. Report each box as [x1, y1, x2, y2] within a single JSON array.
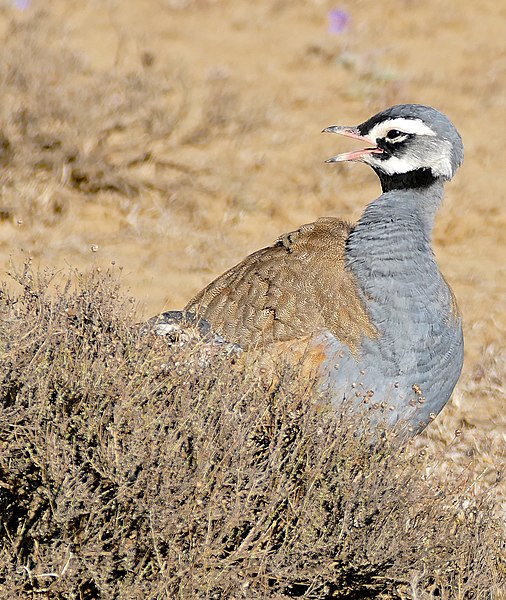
[[0, 0, 504, 442]]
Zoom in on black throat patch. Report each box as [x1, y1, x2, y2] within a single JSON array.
[[375, 167, 438, 192]]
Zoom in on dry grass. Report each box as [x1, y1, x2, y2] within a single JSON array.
[[0, 12, 198, 216], [0, 10, 266, 237], [0, 265, 504, 599]]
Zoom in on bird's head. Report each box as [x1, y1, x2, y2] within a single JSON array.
[[323, 104, 464, 188]]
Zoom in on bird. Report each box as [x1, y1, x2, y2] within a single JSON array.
[[149, 104, 464, 435]]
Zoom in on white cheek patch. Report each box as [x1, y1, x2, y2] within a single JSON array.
[[364, 138, 453, 179], [367, 117, 437, 140], [365, 155, 421, 175]]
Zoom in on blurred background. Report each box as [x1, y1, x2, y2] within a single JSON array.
[[0, 0, 504, 444]]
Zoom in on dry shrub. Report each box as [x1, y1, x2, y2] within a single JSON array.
[[0, 264, 504, 599]]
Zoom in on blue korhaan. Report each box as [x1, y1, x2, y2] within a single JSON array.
[[149, 104, 464, 435]]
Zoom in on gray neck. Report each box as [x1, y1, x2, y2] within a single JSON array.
[[345, 179, 450, 365], [349, 179, 445, 250]]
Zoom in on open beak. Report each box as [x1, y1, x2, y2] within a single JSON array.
[[322, 125, 383, 163]]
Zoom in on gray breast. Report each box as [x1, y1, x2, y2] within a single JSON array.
[[319, 321, 463, 434], [318, 185, 464, 433]]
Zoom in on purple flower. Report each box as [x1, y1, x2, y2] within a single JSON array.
[[12, 0, 31, 9], [328, 8, 350, 34]]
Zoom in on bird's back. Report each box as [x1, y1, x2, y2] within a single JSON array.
[[185, 217, 377, 353]]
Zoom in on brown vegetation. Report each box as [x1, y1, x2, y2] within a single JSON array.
[[0, 266, 504, 599]]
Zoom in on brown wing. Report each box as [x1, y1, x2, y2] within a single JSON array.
[[185, 217, 377, 354]]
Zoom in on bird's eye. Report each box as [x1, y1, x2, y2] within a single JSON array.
[[386, 129, 404, 140]]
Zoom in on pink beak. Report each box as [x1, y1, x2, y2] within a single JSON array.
[[322, 125, 383, 162]]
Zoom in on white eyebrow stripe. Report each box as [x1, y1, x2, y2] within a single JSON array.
[[367, 117, 437, 140]]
